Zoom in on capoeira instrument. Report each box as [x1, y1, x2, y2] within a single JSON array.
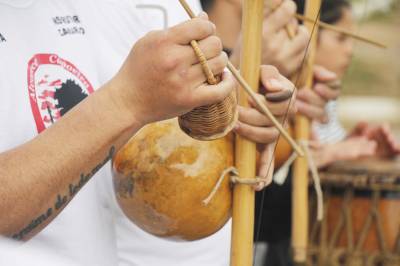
[[308, 158, 400, 266], [112, 1, 299, 265], [291, 0, 322, 264], [113, 119, 234, 240]]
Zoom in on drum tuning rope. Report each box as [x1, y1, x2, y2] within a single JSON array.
[[300, 140, 323, 222], [274, 140, 324, 222]]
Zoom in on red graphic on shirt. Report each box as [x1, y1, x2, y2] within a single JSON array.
[[28, 54, 94, 133]]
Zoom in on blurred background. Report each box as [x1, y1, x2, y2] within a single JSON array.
[[340, 0, 400, 135]]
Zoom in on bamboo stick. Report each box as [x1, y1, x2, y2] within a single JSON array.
[[291, 0, 322, 264], [178, 0, 304, 157], [230, 1, 264, 265], [295, 13, 387, 49]]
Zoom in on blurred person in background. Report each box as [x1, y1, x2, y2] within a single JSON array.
[[255, 1, 400, 265]]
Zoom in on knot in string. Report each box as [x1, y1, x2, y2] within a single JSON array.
[[202, 167, 266, 205]]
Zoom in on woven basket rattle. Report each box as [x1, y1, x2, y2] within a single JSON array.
[[178, 40, 238, 141]]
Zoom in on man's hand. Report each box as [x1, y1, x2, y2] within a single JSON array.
[[234, 65, 296, 190], [296, 66, 340, 123], [230, 0, 309, 77], [111, 13, 236, 126], [262, 0, 310, 76], [0, 14, 236, 240]]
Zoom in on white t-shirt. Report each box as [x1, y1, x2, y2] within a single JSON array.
[[0, 238, 80, 266], [313, 101, 347, 143], [0, 1, 148, 265], [0, 1, 231, 265], [107, 1, 232, 266]]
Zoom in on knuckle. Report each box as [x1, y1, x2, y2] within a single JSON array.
[[271, 128, 280, 140], [289, 0, 298, 13], [268, 65, 280, 75], [196, 20, 214, 38], [261, 128, 278, 143], [216, 93, 227, 103], [208, 35, 223, 54], [282, 1, 296, 16], [299, 26, 310, 40], [216, 87, 229, 102], [161, 53, 181, 71], [213, 54, 228, 73], [241, 124, 253, 136]]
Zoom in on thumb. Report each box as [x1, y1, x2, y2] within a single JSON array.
[[197, 11, 209, 20]]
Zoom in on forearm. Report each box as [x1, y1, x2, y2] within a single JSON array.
[[0, 83, 141, 240]]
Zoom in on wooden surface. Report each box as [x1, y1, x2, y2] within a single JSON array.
[[324, 157, 400, 175], [292, 0, 322, 263], [319, 157, 400, 189], [230, 0, 264, 265], [113, 119, 233, 240], [309, 158, 400, 264]]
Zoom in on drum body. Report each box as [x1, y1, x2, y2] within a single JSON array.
[[112, 119, 233, 241], [308, 158, 400, 266]]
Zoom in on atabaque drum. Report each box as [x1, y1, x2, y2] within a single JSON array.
[[112, 118, 233, 241], [308, 158, 400, 266]]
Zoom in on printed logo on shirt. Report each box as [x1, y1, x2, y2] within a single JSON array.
[[0, 33, 6, 43], [52, 15, 86, 37], [27, 53, 94, 133]]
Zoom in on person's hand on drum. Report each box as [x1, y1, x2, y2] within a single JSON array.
[[296, 66, 341, 123], [349, 122, 400, 158], [109, 12, 236, 126], [234, 65, 297, 191], [310, 137, 377, 169]]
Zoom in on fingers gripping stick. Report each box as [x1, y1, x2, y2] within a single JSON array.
[[190, 40, 220, 85], [178, 28, 237, 140], [179, 0, 304, 157]]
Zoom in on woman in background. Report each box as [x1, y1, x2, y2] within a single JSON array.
[[256, 1, 400, 265]]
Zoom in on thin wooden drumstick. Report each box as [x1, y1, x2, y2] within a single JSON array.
[[178, 0, 304, 157], [295, 13, 387, 49]]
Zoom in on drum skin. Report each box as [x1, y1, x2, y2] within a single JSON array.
[[112, 119, 233, 241]]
